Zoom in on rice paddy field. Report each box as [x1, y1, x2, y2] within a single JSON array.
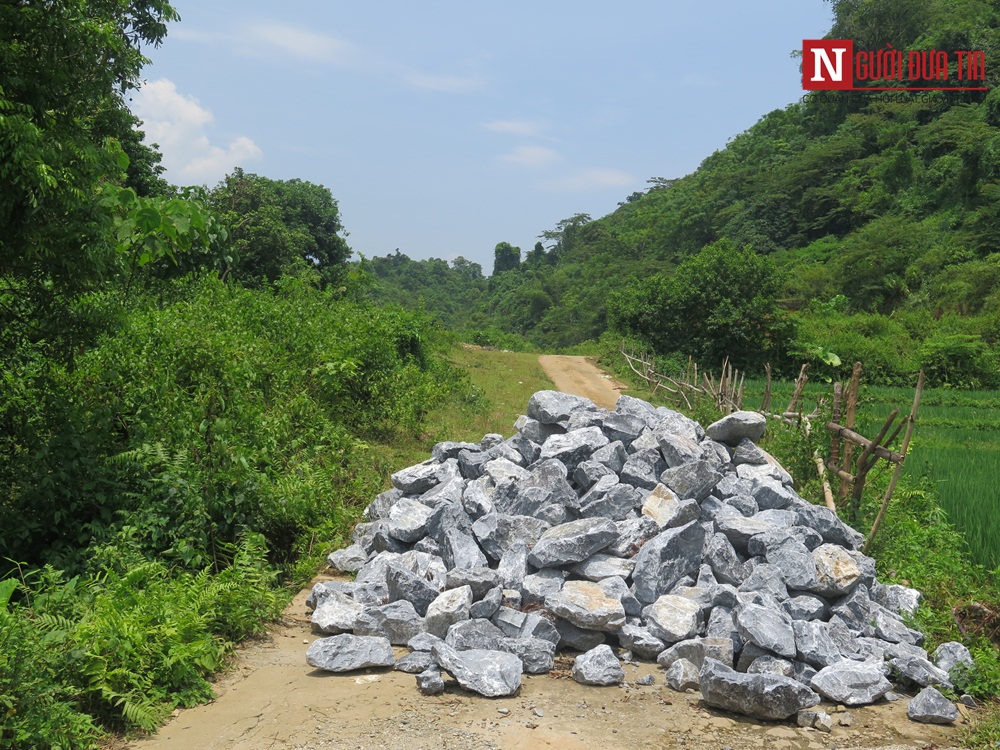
[[741, 379, 1000, 572]]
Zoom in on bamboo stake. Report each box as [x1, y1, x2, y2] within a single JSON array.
[[815, 451, 837, 512], [838, 362, 863, 501], [786, 364, 810, 414], [865, 371, 926, 552], [848, 409, 899, 520], [831, 381, 843, 468], [825, 421, 905, 464], [762, 364, 772, 412]]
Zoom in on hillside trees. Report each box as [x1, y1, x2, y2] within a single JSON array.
[[608, 240, 793, 371], [207, 169, 351, 286]]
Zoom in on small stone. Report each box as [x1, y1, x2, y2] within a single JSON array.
[[635, 674, 656, 686], [327, 544, 368, 573], [416, 665, 445, 695]]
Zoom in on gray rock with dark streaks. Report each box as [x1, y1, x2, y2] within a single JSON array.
[[657, 637, 734, 670], [738, 563, 789, 602], [748, 530, 818, 590], [601, 412, 647, 447], [591, 440, 628, 473], [445, 566, 499, 598], [353, 600, 425, 645], [395, 651, 435, 674], [751, 479, 799, 510], [499, 636, 557, 674], [311, 590, 363, 634], [908, 686, 959, 724], [387, 497, 435, 542], [934, 641, 974, 675], [783, 595, 829, 621], [607, 515, 660, 557], [527, 517, 618, 568], [496, 540, 529, 589], [386, 564, 440, 617], [538, 426, 609, 470], [425, 585, 473, 638], [714, 514, 780, 555], [521, 568, 566, 606], [659, 461, 722, 502], [700, 658, 820, 720], [619, 448, 665, 490], [514, 414, 564, 445], [445, 618, 506, 651], [545, 580, 626, 632], [441, 527, 489, 570], [736, 602, 796, 658], [391, 461, 442, 494], [554, 618, 606, 651], [618, 623, 666, 660], [666, 658, 701, 691], [657, 432, 704, 468], [890, 655, 953, 689], [705, 532, 748, 586], [792, 620, 845, 668], [632, 521, 708, 604], [527, 390, 597, 424], [705, 411, 767, 446], [581, 482, 640, 521], [572, 644, 624, 686], [469, 586, 503, 619], [642, 484, 700, 529], [432, 642, 523, 697], [416, 665, 445, 695], [796, 503, 864, 550], [307, 634, 396, 672], [732, 438, 768, 465], [327, 544, 368, 573], [810, 662, 892, 706], [364, 488, 402, 521]]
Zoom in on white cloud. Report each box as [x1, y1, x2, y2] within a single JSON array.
[[177, 20, 479, 94], [132, 79, 263, 185], [240, 22, 361, 65], [498, 145, 560, 168], [403, 71, 484, 93], [539, 168, 635, 192], [483, 119, 548, 138]]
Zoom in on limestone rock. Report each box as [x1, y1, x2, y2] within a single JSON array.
[[572, 644, 624, 686], [545, 580, 626, 632], [705, 411, 767, 445], [432, 642, 523, 697], [810, 662, 892, 706], [665, 658, 701, 691], [527, 517, 618, 568], [907, 686, 959, 724], [700, 658, 820, 720], [307, 634, 395, 672]]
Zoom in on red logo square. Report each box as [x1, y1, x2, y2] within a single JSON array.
[[803, 40, 854, 90]]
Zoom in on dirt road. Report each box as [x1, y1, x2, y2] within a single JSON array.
[[128, 354, 963, 750], [537, 355, 625, 410]]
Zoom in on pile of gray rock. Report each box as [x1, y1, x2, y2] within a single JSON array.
[[306, 390, 971, 726]]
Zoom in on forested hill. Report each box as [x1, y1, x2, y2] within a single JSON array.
[[364, 0, 1000, 386]]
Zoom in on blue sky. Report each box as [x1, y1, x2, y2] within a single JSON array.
[[133, 1, 834, 273]]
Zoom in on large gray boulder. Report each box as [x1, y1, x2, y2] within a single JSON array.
[[705, 411, 767, 445], [632, 521, 708, 604], [307, 634, 395, 672], [432, 642, 523, 697], [736, 602, 796, 658], [907, 686, 959, 724], [572, 644, 624, 686], [353, 600, 425, 645], [645, 595, 701, 643], [386, 564, 439, 617], [425, 586, 473, 638], [527, 517, 618, 568], [700, 658, 820, 720], [527, 390, 596, 424], [810, 662, 892, 706], [545, 580, 626, 632], [311, 590, 363, 634], [538, 426, 609, 470], [391, 461, 441, 494]]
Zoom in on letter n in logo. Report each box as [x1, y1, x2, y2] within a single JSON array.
[[803, 40, 854, 90]]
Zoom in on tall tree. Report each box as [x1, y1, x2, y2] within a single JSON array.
[[208, 169, 351, 286], [492, 241, 521, 275]]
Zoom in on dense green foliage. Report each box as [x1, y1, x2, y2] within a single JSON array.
[[0, 4, 480, 747], [362, 0, 1000, 387]]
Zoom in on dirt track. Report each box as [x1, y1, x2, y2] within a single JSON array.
[[128, 354, 964, 750]]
